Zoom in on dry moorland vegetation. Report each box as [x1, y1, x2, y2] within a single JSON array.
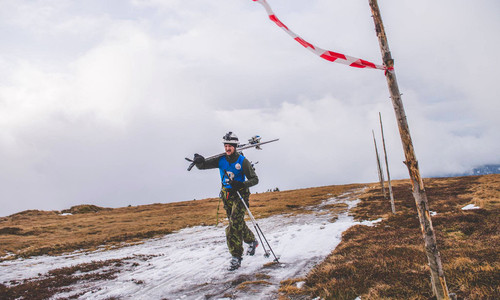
[[280, 174, 500, 299], [0, 174, 498, 300]]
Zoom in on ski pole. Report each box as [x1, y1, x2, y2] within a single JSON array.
[[234, 189, 280, 263], [222, 171, 278, 262], [232, 189, 269, 257]]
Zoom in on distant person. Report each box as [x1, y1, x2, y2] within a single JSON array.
[[192, 132, 259, 271]]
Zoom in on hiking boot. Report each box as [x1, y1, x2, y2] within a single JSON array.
[[246, 241, 258, 256], [228, 256, 242, 271]]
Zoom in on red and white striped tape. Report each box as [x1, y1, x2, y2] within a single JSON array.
[[252, 0, 389, 71]]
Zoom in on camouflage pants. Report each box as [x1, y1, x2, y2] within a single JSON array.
[[220, 188, 256, 258]]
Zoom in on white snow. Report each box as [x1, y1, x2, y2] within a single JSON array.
[[461, 204, 481, 210], [0, 190, 377, 299]]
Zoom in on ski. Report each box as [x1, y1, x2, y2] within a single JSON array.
[[186, 136, 279, 171]]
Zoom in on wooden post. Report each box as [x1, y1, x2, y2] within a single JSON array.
[[368, 0, 450, 298], [372, 130, 387, 198], [379, 112, 395, 213]]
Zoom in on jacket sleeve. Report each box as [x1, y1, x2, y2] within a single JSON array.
[[195, 156, 219, 170], [242, 158, 259, 188]]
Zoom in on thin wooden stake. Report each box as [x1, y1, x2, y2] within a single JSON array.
[[368, 0, 450, 298], [379, 112, 395, 213], [372, 130, 387, 198]]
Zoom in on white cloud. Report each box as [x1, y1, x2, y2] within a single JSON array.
[[0, 0, 499, 216]]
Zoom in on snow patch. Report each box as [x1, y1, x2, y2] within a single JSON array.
[[462, 204, 480, 210]]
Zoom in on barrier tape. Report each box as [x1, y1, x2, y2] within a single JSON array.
[[252, 0, 391, 71]]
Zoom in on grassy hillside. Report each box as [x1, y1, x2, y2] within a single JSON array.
[[280, 174, 499, 299], [0, 174, 498, 299]]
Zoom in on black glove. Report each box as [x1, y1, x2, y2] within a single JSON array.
[[193, 153, 205, 164], [230, 180, 245, 191]]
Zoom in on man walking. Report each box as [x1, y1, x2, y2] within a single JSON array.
[[192, 132, 259, 271]]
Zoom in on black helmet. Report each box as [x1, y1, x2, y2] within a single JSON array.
[[222, 131, 239, 146]]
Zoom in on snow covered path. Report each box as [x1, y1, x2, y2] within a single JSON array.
[[1, 190, 376, 299]]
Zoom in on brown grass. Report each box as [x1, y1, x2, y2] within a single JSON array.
[[279, 174, 500, 299], [0, 183, 361, 260], [237, 280, 273, 290]]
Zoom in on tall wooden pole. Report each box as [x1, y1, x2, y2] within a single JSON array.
[[379, 112, 395, 213], [372, 130, 387, 198], [368, 0, 450, 298]]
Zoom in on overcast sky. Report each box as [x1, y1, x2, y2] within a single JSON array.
[[1, 0, 499, 217]]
